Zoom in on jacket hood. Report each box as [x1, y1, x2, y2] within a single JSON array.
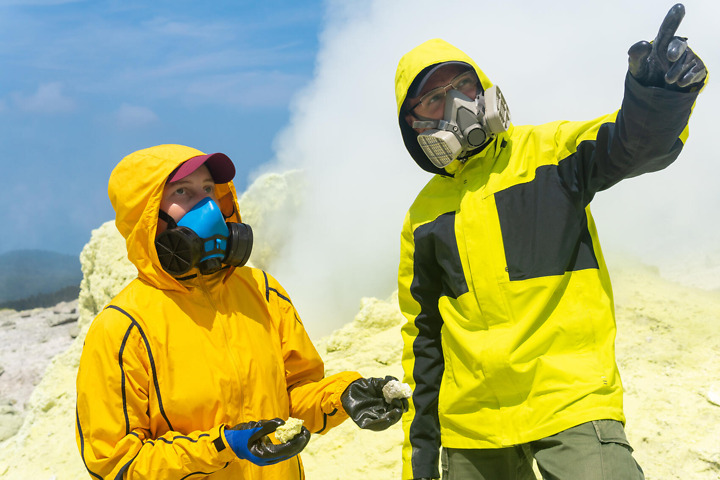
[[395, 38, 504, 175], [108, 144, 242, 292]]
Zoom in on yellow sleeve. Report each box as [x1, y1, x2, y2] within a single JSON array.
[[75, 307, 237, 478], [398, 210, 444, 480], [264, 272, 362, 434]]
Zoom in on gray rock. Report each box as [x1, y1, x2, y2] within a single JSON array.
[[47, 313, 79, 327], [0, 298, 78, 426], [0, 403, 23, 442], [69, 324, 80, 339], [52, 301, 78, 315]]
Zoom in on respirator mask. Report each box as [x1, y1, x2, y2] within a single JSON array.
[[155, 197, 253, 276], [413, 85, 511, 169]]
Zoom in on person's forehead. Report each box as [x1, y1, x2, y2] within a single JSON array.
[[166, 164, 213, 186], [416, 64, 470, 97]]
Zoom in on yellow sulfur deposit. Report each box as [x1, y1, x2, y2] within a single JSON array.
[[275, 417, 304, 443]]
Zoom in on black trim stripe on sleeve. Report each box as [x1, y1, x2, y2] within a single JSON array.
[[154, 433, 210, 444], [179, 470, 221, 480], [262, 270, 293, 305], [315, 414, 328, 434], [106, 305, 175, 432], [118, 324, 134, 435], [263, 270, 271, 301], [115, 449, 141, 480], [179, 463, 231, 479], [76, 406, 104, 480], [272, 289, 292, 305], [314, 408, 337, 434], [143, 432, 212, 447]]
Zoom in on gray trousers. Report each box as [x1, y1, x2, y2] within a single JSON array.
[[441, 420, 645, 480]]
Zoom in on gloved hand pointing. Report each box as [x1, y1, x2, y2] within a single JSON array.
[[341, 376, 409, 431], [627, 3, 706, 91], [224, 418, 311, 466]]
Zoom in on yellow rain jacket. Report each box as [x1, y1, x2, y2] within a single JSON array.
[[75, 144, 361, 479], [395, 39, 704, 479]]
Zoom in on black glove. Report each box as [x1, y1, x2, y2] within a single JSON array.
[[341, 376, 408, 431], [627, 3, 706, 91], [224, 418, 311, 466]]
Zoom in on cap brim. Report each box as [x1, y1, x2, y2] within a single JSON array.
[[168, 153, 236, 184]]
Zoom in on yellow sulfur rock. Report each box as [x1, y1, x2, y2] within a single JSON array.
[[275, 417, 304, 443], [381, 380, 412, 403]]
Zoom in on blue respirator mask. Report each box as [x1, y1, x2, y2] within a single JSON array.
[[155, 197, 253, 276]]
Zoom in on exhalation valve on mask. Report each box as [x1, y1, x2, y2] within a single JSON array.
[[155, 197, 253, 276], [414, 85, 511, 169]]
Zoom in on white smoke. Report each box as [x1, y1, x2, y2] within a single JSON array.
[[250, 0, 720, 338]]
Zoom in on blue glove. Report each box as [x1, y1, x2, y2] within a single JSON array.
[[627, 3, 706, 91], [224, 418, 311, 466], [341, 376, 408, 431]]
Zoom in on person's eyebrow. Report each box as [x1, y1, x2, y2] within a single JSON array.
[[168, 174, 214, 186], [168, 179, 192, 186]]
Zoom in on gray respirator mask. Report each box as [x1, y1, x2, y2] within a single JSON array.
[[413, 85, 511, 169]]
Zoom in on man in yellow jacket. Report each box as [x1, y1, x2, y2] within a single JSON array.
[[75, 144, 406, 479], [394, 4, 706, 480]]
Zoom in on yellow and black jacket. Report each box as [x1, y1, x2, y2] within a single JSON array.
[[75, 144, 361, 479], [395, 39, 704, 479]]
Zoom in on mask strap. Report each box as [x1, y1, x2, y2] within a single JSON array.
[[222, 203, 236, 221], [158, 209, 178, 229]]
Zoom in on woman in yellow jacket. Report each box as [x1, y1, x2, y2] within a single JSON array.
[[394, 5, 705, 480], [75, 144, 406, 479]]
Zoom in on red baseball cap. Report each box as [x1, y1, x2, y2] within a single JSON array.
[[168, 153, 236, 184]]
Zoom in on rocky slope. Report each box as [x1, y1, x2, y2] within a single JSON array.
[[0, 300, 78, 442]]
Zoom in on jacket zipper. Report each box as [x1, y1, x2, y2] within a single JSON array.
[[198, 274, 246, 424]]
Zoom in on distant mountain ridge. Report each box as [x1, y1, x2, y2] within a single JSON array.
[[0, 249, 82, 304]]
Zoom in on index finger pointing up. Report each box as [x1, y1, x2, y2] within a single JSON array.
[[653, 3, 685, 54]]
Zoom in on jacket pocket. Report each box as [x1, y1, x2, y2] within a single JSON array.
[[591, 420, 633, 452], [494, 164, 598, 281]]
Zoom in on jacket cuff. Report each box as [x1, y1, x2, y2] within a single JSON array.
[[328, 371, 363, 414], [625, 72, 700, 107], [213, 425, 239, 464]]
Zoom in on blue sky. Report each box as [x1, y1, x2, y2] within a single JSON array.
[[1, 0, 324, 255]]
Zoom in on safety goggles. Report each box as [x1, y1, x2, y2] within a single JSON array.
[[407, 70, 480, 119]]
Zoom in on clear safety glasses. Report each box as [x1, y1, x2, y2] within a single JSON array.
[[407, 70, 480, 119]]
